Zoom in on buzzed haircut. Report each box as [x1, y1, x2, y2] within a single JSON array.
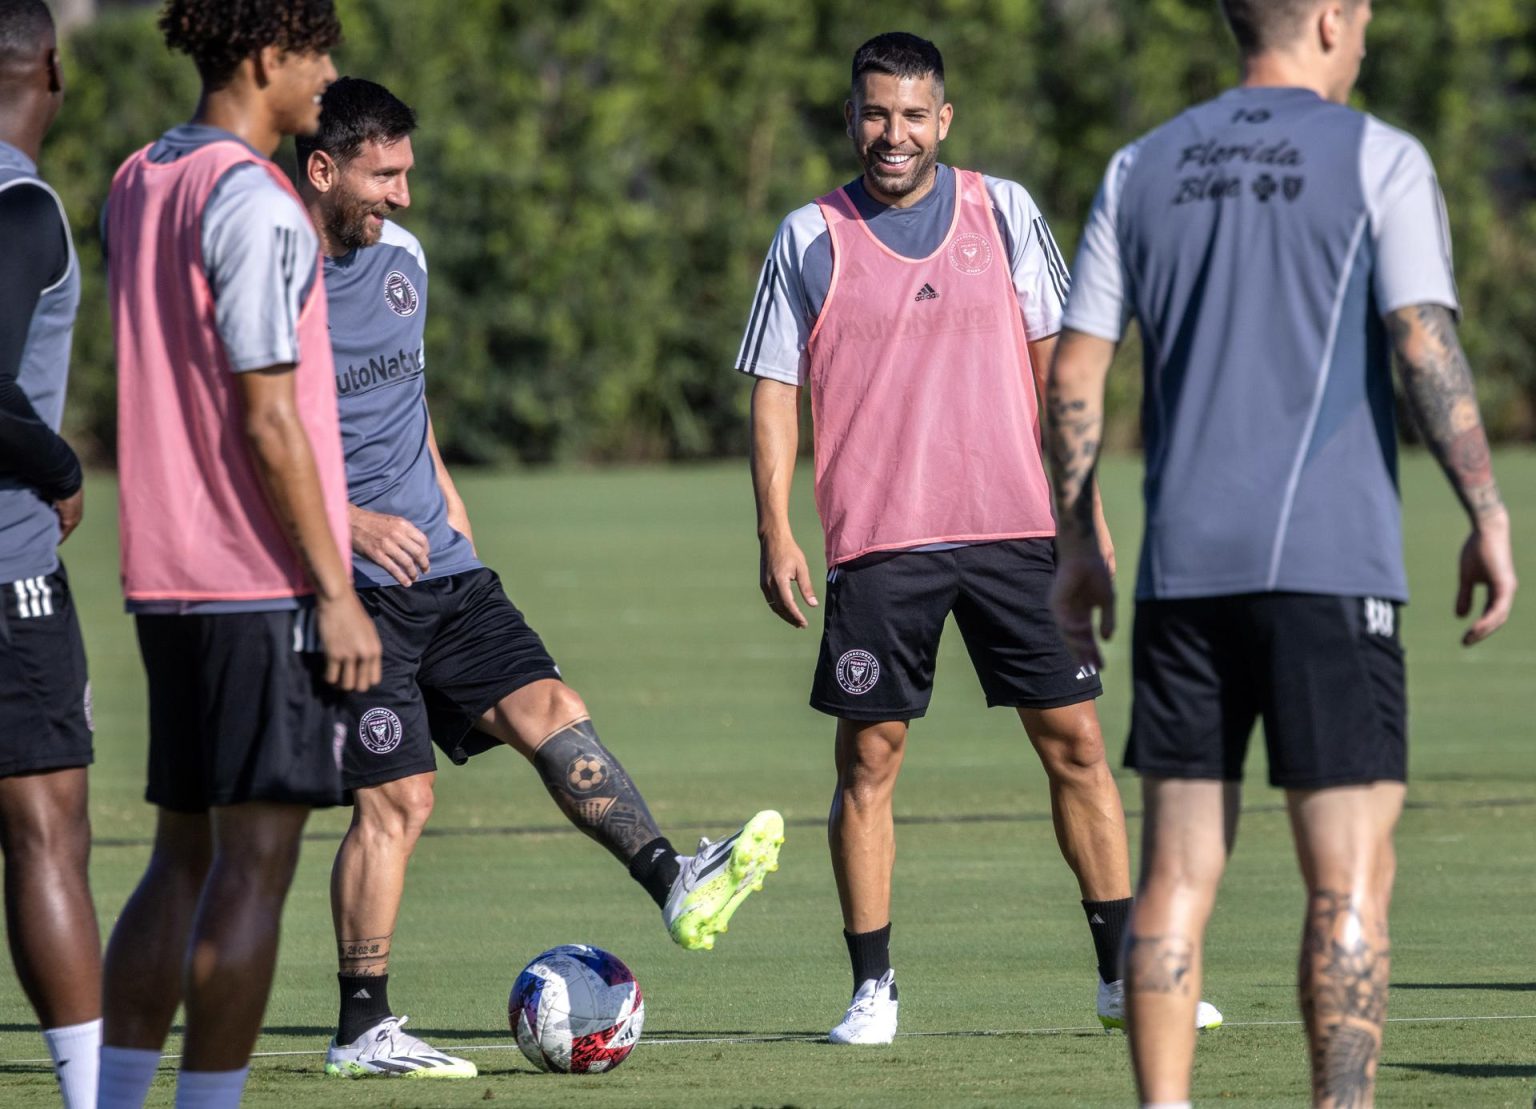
[[0, 0, 54, 67], [851, 32, 944, 99], [1220, 0, 1360, 55], [295, 77, 416, 168], [158, 0, 342, 90]]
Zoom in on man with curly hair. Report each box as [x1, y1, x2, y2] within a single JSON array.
[[97, 3, 380, 1107], [0, 2, 102, 1105]]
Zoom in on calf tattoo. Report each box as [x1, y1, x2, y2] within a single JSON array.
[[1299, 889, 1391, 1109], [1125, 933, 1195, 995], [338, 933, 391, 976], [533, 720, 663, 864]]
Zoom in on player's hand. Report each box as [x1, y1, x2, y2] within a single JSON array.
[[1456, 508, 1517, 646], [316, 591, 382, 692], [350, 505, 430, 586], [759, 531, 819, 629], [52, 488, 83, 545], [1051, 540, 1116, 670]]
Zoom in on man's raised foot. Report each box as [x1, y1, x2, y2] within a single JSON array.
[[663, 810, 784, 951]]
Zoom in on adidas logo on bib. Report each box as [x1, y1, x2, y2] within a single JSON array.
[[914, 283, 939, 302]]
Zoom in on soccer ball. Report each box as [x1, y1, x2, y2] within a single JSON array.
[[508, 945, 644, 1073]]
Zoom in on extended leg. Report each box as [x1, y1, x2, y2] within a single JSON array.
[[1289, 782, 1404, 1109], [480, 678, 782, 950], [476, 678, 665, 868], [1125, 776, 1239, 1104]]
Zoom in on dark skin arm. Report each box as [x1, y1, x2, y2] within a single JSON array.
[[1385, 304, 1516, 644]]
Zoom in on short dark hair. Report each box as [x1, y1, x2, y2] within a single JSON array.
[[294, 77, 416, 168], [851, 32, 944, 98], [158, 0, 342, 90], [0, 0, 54, 68], [1219, 0, 1361, 55]]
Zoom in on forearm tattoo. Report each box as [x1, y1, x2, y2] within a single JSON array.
[[532, 720, 663, 864], [338, 933, 391, 976], [1298, 890, 1391, 1109], [1044, 382, 1102, 544], [1386, 305, 1503, 520], [1124, 933, 1195, 996]]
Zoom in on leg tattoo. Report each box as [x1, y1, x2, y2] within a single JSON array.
[[533, 720, 663, 863], [1299, 890, 1391, 1108], [338, 933, 392, 976], [1125, 933, 1195, 995]]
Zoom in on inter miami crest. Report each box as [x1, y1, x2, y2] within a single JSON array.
[[358, 707, 403, 754], [948, 231, 992, 275], [383, 270, 419, 317], [835, 649, 881, 696]]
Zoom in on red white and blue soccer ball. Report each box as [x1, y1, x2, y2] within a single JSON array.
[[508, 944, 645, 1074]]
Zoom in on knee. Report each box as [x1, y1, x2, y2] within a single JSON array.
[[838, 725, 905, 800], [1, 808, 91, 866], [535, 683, 590, 735], [1034, 720, 1110, 785], [358, 776, 436, 847]]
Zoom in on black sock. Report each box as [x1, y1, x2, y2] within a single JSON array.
[[337, 973, 393, 1045], [1083, 897, 1134, 984], [628, 836, 680, 909], [844, 923, 894, 994]]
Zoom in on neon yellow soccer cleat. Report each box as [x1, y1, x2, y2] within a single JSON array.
[[663, 809, 784, 951]]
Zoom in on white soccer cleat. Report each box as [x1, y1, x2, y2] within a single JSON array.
[[663, 810, 784, 951], [829, 969, 898, 1045], [1095, 979, 1224, 1032], [324, 1015, 478, 1078]]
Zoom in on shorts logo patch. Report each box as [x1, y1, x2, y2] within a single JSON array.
[[948, 231, 992, 275], [835, 649, 881, 696], [384, 270, 419, 317], [358, 707, 403, 755], [1364, 598, 1395, 638], [1075, 664, 1098, 681]]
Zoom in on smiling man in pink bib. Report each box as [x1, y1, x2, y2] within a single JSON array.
[[737, 32, 1220, 1044]]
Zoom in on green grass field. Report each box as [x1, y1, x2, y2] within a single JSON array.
[[1, 453, 1532, 1107]]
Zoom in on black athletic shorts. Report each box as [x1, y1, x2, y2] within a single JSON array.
[[136, 609, 345, 812], [810, 539, 1103, 721], [343, 567, 560, 790], [1127, 593, 1407, 789], [0, 564, 92, 777]]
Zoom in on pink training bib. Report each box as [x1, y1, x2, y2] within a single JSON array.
[[109, 141, 350, 602], [807, 169, 1055, 567]]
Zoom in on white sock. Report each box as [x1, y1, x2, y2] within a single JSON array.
[[1142, 1102, 1193, 1109], [98, 1045, 162, 1109], [43, 1019, 102, 1109], [174, 1067, 250, 1109]]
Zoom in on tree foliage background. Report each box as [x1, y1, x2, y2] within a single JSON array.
[[42, 0, 1536, 464]]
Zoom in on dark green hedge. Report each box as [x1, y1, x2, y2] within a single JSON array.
[[44, 0, 1536, 463]]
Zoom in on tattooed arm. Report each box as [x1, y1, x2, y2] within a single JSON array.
[[1030, 333, 1114, 576], [1386, 305, 1517, 645], [1043, 329, 1119, 667]]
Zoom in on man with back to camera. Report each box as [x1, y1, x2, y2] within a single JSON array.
[[97, 3, 383, 1106], [1045, 1, 1517, 1105], [295, 77, 785, 1078], [0, 2, 101, 1104], [737, 31, 1219, 1044]]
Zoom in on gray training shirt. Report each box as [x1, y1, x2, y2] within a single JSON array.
[[325, 220, 480, 588], [1063, 86, 1458, 603]]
